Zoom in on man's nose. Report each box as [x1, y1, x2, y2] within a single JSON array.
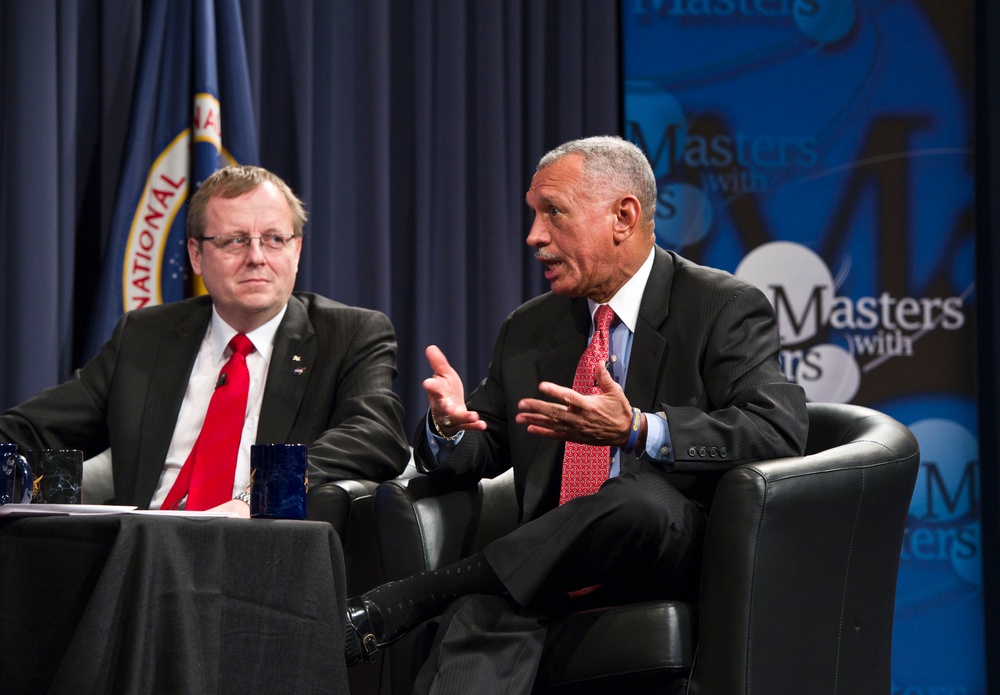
[[244, 238, 267, 262], [526, 218, 549, 248]]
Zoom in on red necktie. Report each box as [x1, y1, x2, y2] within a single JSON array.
[[161, 334, 255, 511], [559, 304, 615, 505]]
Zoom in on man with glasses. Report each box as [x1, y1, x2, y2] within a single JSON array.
[[0, 166, 409, 514]]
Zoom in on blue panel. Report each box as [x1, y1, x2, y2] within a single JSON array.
[[622, 1, 983, 691]]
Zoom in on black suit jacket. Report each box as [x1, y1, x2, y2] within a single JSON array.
[[414, 247, 808, 519], [0, 292, 409, 507]]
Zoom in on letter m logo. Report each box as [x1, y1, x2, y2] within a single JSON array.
[[920, 461, 978, 521]]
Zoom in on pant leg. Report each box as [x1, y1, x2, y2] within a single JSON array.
[[483, 471, 705, 606], [412, 594, 547, 695]]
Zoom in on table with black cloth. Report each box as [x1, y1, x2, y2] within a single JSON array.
[[0, 512, 348, 694]]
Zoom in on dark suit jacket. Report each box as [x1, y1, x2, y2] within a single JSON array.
[[414, 247, 808, 520], [0, 292, 409, 507]]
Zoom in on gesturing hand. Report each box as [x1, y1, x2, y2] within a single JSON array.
[[515, 360, 633, 446], [422, 345, 486, 437]]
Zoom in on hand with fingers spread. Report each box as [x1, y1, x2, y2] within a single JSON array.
[[422, 345, 487, 438], [515, 360, 636, 447]]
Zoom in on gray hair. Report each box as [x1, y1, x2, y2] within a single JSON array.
[[187, 165, 308, 240], [537, 136, 657, 224]]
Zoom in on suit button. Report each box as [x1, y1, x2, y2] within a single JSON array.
[[720, 447, 728, 458], [698, 447, 707, 457], [710, 447, 718, 457], [688, 446, 697, 457]]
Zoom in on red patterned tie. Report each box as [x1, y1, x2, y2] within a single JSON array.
[[559, 304, 616, 505], [161, 334, 256, 511]]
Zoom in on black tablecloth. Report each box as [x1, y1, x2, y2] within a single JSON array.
[[0, 513, 348, 694]]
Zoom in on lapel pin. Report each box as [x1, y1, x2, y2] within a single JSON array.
[[292, 355, 302, 362], [294, 367, 307, 376]]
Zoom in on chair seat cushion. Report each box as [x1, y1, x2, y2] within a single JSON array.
[[539, 599, 696, 692]]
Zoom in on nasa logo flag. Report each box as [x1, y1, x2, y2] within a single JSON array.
[[86, 0, 258, 358]]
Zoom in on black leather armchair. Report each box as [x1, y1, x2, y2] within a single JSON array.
[[308, 479, 388, 694], [372, 403, 920, 695]]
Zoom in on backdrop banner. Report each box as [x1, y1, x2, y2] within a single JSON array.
[[86, 0, 258, 358], [622, 1, 981, 691]]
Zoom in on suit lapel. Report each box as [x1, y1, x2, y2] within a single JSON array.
[[537, 299, 589, 387], [135, 301, 211, 505], [522, 299, 590, 519], [624, 247, 674, 411], [257, 296, 316, 445]]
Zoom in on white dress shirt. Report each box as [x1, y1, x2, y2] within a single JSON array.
[[148, 305, 286, 508]]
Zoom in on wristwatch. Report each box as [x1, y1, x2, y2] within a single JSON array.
[[234, 490, 252, 506]]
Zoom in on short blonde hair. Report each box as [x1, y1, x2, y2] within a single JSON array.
[[187, 165, 308, 239]]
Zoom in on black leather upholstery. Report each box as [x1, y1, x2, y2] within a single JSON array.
[[307, 479, 385, 694], [308, 479, 383, 593], [373, 403, 919, 695]]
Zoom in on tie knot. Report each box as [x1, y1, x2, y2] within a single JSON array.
[[594, 305, 615, 332], [229, 334, 255, 357]]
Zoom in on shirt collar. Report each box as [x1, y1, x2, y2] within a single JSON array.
[[588, 247, 655, 333], [209, 304, 288, 364]]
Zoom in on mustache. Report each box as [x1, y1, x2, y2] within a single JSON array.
[[534, 251, 560, 262]]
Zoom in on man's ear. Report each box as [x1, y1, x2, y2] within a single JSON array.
[[612, 195, 642, 243], [187, 237, 204, 275]]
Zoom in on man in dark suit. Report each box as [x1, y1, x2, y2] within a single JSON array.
[[0, 165, 409, 513], [344, 136, 807, 691]]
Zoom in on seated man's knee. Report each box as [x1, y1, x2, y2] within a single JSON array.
[[595, 473, 705, 550]]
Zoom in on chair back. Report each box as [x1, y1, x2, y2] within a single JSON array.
[[688, 402, 920, 695]]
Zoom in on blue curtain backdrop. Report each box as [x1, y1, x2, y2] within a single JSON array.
[[0, 0, 620, 434], [85, 0, 262, 358]]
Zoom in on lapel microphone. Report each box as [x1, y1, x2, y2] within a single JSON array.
[[216, 373, 227, 389]]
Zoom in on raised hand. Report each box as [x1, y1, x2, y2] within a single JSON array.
[[515, 360, 633, 446], [422, 345, 486, 437]]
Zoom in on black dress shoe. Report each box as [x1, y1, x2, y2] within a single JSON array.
[[345, 597, 387, 665]]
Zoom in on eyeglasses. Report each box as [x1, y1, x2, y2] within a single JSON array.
[[199, 233, 298, 255]]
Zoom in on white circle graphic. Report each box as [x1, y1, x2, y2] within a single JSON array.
[[907, 418, 981, 585], [793, 343, 860, 403], [908, 419, 978, 522], [656, 182, 713, 249], [736, 241, 835, 345]]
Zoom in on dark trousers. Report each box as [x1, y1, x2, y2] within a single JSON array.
[[414, 471, 705, 694]]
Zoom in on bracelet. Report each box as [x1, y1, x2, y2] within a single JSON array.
[[622, 407, 642, 454], [430, 411, 461, 442], [234, 490, 252, 505]]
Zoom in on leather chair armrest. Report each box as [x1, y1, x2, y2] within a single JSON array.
[[690, 403, 919, 695], [307, 479, 379, 538], [375, 467, 518, 581], [308, 479, 383, 596]]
